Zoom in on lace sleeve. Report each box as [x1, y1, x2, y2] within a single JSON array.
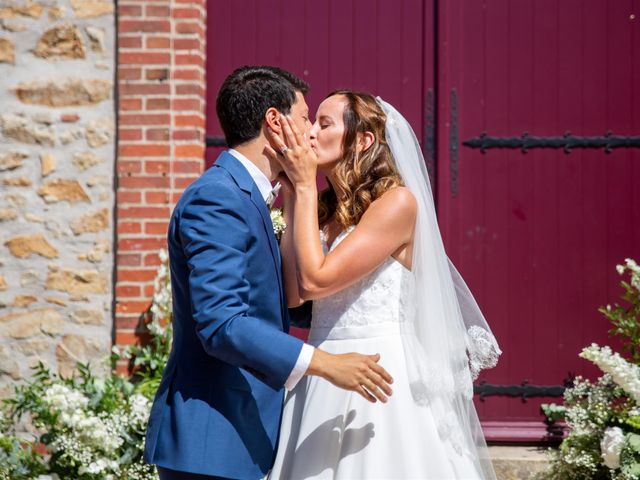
[[467, 325, 501, 380]]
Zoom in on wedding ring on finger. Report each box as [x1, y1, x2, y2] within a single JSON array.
[[279, 146, 290, 155]]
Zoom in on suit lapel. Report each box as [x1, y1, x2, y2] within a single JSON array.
[[247, 186, 289, 331], [215, 153, 287, 326], [248, 186, 282, 269]]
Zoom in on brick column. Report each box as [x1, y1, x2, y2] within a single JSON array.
[[115, 0, 206, 371]]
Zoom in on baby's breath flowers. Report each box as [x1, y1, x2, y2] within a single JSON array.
[[270, 207, 287, 240]]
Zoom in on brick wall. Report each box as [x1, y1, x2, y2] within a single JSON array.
[[115, 0, 206, 372]]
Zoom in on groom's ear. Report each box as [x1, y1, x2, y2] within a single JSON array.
[[265, 107, 283, 135]]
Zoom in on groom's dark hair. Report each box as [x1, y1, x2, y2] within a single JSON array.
[[216, 66, 309, 148]]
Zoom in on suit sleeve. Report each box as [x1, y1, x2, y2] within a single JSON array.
[[178, 183, 304, 390]]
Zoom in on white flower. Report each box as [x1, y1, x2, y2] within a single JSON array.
[[59, 410, 86, 428], [580, 344, 640, 404], [601, 426, 625, 469], [149, 248, 172, 327], [618, 258, 640, 291], [625, 258, 640, 273], [270, 208, 287, 237], [79, 457, 119, 475], [129, 394, 151, 429], [43, 384, 89, 419]]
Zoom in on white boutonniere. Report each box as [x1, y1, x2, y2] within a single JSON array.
[[270, 207, 287, 240]]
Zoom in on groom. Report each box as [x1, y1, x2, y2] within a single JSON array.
[[144, 66, 393, 480]]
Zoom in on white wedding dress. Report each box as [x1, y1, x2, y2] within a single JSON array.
[[270, 228, 484, 480]]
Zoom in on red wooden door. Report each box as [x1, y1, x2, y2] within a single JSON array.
[[206, 0, 640, 442], [438, 0, 640, 440], [205, 0, 432, 170]]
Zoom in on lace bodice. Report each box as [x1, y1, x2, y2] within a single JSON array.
[[311, 227, 414, 330]]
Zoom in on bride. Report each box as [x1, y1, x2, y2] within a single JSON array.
[[266, 91, 501, 479]]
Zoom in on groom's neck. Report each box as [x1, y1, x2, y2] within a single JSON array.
[[234, 141, 274, 181]]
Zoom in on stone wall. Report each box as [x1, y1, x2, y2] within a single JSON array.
[[0, 0, 116, 395]]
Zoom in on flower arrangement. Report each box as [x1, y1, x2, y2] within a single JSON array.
[[1, 363, 156, 480], [270, 207, 287, 240], [539, 259, 640, 480], [0, 250, 175, 479]]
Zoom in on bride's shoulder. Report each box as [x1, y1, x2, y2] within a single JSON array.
[[362, 187, 417, 231], [380, 186, 415, 202], [374, 187, 416, 216]]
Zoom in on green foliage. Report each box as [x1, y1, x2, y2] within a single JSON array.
[[599, 265, 640, 364], [119, 321, 172, 399], [542, 403, 567, 424], [1, 361, 155, 480], [538, 260, 640, 480], [626, 416, 640, 433], [541, 434, 611, 480], [620, 433, 640, 478], [119, 248, 173, 399], [0, 434, 47, 480], [0, 404, 47, 480]]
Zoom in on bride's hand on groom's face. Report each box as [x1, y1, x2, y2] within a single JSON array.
[[265, 115, 317, 190]]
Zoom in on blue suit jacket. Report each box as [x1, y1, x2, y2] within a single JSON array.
[[144, 152, 304, 479]]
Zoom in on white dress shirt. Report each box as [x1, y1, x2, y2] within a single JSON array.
[[228, 149, 314, 390]]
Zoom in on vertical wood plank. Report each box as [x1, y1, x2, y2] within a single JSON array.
[[555, 0, 587, 395], [402, 0, 426, 131], [633, 0, 640, 269], [580, 0, 610, 370], [328, 0, 354, 89], [606, 0, 636, 315], [476, 0, 510, 421], [351, 0, 377, 93], [531, 0, 561, 403], [459, 0, 488, 418], [505, 0, 536, 421], [303, 1, 330, 113]]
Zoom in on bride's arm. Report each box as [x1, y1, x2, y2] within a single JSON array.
[[279, 186, 305, 307], [293, 184, 416, 300], [269, 116, 416, 300]]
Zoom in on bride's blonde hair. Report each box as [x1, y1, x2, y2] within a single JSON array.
[[318, 91, 404, 228]]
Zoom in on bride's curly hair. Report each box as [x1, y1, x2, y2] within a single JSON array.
[[318, 91, 404, 228]]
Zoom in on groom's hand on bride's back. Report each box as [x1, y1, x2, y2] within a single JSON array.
[[306, 349, 394, 403]]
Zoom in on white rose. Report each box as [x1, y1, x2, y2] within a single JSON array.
[[601, 426, 625, 469]]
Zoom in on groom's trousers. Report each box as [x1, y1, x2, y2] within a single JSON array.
[[157, 467, 236, 480]]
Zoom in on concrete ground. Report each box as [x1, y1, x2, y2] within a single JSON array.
[[489, 446, 550, 479]]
